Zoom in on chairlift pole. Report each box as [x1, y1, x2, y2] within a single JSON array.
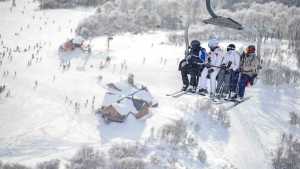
[[206, 0, 218, 18]]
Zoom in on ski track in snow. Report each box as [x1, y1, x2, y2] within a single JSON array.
[[0, 0, 300, 168]]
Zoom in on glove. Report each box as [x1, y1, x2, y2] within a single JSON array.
[[220, 64, 226, 69], [226, 68, 233, 74], [208, 69, 214, 74], [208, 57, 211, 63]]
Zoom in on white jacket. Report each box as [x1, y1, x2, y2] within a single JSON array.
[[222, 50, 240, 71], [208, 47, 224, 69]]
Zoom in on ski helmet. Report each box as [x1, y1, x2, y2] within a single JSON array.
[[191, 40, 201, 49], [190, 40, 201, 56], [208, 37, 219, 49], [246, 45, 256, 53], [227, 44, 236, 51]]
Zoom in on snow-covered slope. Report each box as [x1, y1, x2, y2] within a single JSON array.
[[0, 0, 299, 168]]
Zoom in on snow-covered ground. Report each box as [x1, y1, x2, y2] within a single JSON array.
[[0, 0, 300, 168]]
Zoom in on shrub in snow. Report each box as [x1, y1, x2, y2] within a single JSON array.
[[109, 157, 146, 169], [187, 135, 198, 147], [68, 146, 106, 169], [195, 99, 213, 112], [107, 142, 147, 169], [195, 99, 231, 128], [108, 142, 144, 159], [288, 16, 300, 68], [260, 67, 300, 86], [149, 155, 161, 167], [272, 133, 300, 169], [222, 164, 238, 169], [197, 148, 207, 164], [215, 107, 231, 128], [290, 112, 300, 126], [38, 0, 107, 9], [36, 160, 60, 169], [1, 163, 31, 169], [157, 119, 188, 145]]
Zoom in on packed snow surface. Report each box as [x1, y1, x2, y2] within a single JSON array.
[[0, 0, 299, 168]]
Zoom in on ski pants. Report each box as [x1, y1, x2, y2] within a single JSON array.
[[209, 69, 219, 94], [216, 69, 232, 94], [198, 67, 208, 89], [198, 68, 219, 94], [230, 71, 240, 93], [181, 64, 203, 87], [238, 74, 252, 98]]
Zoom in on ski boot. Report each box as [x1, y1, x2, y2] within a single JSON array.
[[190, 86, 197, 93], [230, 94, 240, 101], [181, 85, 188, 91], [198, 88, 208, 94]]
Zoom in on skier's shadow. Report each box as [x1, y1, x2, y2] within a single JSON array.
[[96, 115, 146, 143]]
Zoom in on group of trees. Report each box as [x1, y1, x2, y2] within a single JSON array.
[[37, 0, 108, 9], [221, 0, 300, 8], [167, 1, 300, 69], [75, 0, 208, 37], [38, 0, 300, 63], [271, 109, 300, 169]]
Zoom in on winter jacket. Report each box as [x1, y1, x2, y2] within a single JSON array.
[[222, 50, 240, 71], [240, 52, 259, 76], [208, 47, 224, 69], [186, 47, 201, 64]]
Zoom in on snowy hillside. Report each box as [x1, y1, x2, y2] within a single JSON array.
[[0, 0, 300, 169]]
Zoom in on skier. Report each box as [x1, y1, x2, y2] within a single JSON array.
[[234, 45, 259, 100], [198, 37, 223, 96], [216, 44, 240, 98], [179, 40, 207, 93]]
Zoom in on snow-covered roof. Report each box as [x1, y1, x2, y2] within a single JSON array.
[[112, 100, 138, 116], [102, 81, 154, 115]]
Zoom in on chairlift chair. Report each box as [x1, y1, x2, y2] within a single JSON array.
[[203, 0, 243, 30]]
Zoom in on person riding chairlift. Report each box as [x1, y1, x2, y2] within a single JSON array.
[[233, 45, 259, 100], [216, 43, 240, 98], [179, 40, 207, 93], [198, 37, 223, 97]]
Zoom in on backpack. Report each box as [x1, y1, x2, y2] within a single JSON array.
[[199, 48, 207, 63]]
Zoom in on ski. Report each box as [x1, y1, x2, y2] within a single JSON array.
[[172, 91, 189, 98], [197, 92, 207, 96], [166, 90, 185, 97], [172, 90, 206, 98], [224, 97, 251, 111]]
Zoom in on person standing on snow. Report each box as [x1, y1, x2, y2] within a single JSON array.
[[216, 44, 240, 97], [234, 45, 259, 100], [179, 40, 207, 93], [198, 37, 224, 97]]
